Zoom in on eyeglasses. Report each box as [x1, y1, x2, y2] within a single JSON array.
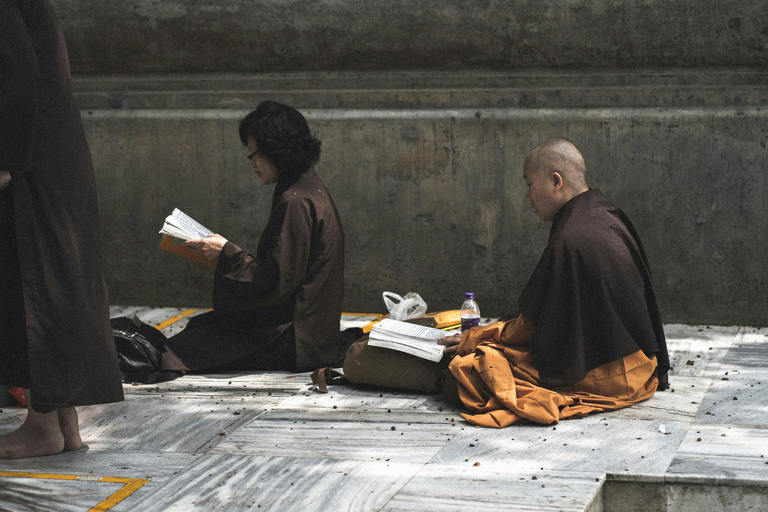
[[246, 149, 261, 164]]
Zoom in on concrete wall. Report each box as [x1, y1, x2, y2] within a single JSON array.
[[54, 0, 768, 73], [78, 71, 768, 324], [51, 0, 768, 325]]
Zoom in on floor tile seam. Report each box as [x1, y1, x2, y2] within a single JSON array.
[[119, 391, 303, 398], [422, 462, 610, 480], [180, 450, 434, 471], [654, 419, 695, 479], [685, 421, 768, 430], [255, 407, 464, 428], [250, 414, 472, 428], [684, 332, 738, 419], [377, 460, 431, 512], [194, 407, 273, 454]]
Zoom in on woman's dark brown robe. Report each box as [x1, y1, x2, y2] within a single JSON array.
[[165, 169, 346, 373], [0, 0, 124, 413]]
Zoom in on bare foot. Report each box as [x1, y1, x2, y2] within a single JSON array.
[[0, 405, 64, 459], [57, 407, 82, 451], [0, 389, 83, 459]]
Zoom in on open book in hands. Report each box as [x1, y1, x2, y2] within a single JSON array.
[[368, 318, 458, 362], [158, 208, 218, 268], [159, 208, 213, 241]]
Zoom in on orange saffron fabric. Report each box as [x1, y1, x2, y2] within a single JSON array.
[[449, 314, 658, 428]]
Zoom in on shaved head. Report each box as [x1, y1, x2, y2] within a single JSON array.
[[524, 139, 588, 191], [522, 139, 589, 222]]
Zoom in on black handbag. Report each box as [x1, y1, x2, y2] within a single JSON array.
[[111, 316, 182, 384]]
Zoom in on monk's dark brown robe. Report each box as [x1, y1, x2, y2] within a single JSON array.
[[0, 0, 124, 413], [449, 189, 669, 427], [165, 169, 345, 372], [520, 188, 669, 388]]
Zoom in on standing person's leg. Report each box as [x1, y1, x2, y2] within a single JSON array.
[[57, 404, 82, 452], [0, 389, 81, 459], [0, 191, 81, 459]]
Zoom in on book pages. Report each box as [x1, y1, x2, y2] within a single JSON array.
[[159, 208, 213, 241], [368, 319, 447, 362]]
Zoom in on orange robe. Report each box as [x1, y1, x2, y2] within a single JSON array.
[[449, 314, 658, 428]]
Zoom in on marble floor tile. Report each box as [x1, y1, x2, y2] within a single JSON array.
[[738, 326, 768, 339], [211, 411, 458, 463], [237, 386, 467, 462], [0, 473, 130, 512], [122, 371, 309, 398], [430, 416, 687, 476], [0, 450, 199, 512], [76, 396, 281, 453], [667, 423, 768, 484], [694, 330, 768, 425], [607, 325, 738, 423], [109, 305, 211, 336], [273, 383, 463, 421], [663, 324, 737, 380], [109, 306, 200, 327], [382, 464, 605, 512], [124, 453, 422, 512], [607, 375, 713, 422], [263, 404, 466, 427], [0, 405, 27, 433]]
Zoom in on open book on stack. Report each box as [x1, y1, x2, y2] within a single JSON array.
[[368, 318, 456, 362], [158, 208, 218, 268]]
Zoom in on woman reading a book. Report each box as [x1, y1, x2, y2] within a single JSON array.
[[161, 101, 346, 373]]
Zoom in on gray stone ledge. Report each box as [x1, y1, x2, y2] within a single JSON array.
[[79, 107, 768, 121], [607, 473, 768, 488], [72, 68, 768, 110]]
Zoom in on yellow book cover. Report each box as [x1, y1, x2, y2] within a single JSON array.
[[158, 235, 218, 269], [407, 310, 462, 330]]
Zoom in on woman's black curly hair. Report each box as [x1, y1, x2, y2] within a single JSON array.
[[238, 101, 321, 183]]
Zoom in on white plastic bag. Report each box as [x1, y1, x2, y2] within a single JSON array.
[[382, 291, 428, 321]]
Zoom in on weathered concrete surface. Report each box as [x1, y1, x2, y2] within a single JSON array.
[[604, 480, 768, 512], [80, 71, 768, 325], [52, 0, 768, 73]]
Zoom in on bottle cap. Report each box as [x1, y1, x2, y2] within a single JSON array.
[[464, 292, 474, 300]]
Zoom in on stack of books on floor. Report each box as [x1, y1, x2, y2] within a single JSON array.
[[367, 318, 453, 362]]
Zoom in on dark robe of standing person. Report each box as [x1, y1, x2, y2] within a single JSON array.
[[162, 101, 346, 373], [0, 0, 124, 413]]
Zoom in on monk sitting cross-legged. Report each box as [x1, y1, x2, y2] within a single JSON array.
[[438, 139, 671, 428]]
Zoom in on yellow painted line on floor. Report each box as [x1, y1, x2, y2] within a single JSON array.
[[154, 310, 386, 332], [0, 471, 150, 511], [153, 308, 210, 330]]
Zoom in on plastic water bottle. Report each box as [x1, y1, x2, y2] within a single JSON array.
[[460, 292, 481, 332]]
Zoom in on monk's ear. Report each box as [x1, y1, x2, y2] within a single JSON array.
[[551, 171, 564, 189]]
